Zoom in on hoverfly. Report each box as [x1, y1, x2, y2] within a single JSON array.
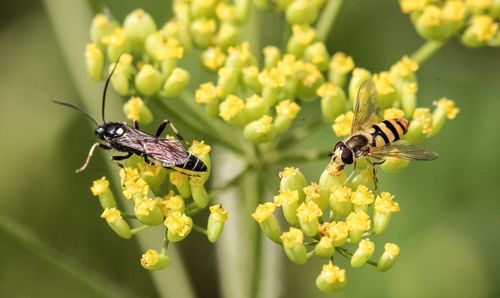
[[52, 58, 207, 175], [330, 80, 437, 185]]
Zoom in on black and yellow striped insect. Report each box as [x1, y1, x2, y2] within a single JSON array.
[[52, 59, 207, 175], [330, 80, 437, 181]]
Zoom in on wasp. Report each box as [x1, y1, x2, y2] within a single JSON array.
[[52, 59, 207, 175], [330, 80, 437, 185]]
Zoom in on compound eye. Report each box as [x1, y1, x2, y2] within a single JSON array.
[[341, 149, 354, 164]]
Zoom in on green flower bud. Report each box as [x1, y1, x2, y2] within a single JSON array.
[[328, 52, 355, 87], [287, 25, 316, 57], [316, 262, 347, 292], [349, 169, 376, 191], [304, 182, 328, 212], [462, 15, 499, 47], [243, 115, 276, 143], [303, 42, 329, 71], [346, 211, 371, 243], [323, 221, 348, 247], [252, 203, 282, 243], [219, 95, 247, 126], [165, 212, 193, 242], [373, 72, 399, 109], [190, 177, 209, 208], [191, 0, 217, 18], [279, 167, 307, 200], [415, 5, 456, 41], [170, 171, 191, 198], [242, 66, 262, 93], [137, 163, 168, 194], [90, 13, 118, 45], [216, 22, 239, 49], [190, 18, 217, 48], [163, 68, 190, 97], [373, 192, 400, 234], [84, 43, 104, 81], [281, 228, 308, 264], [195, 82, 221, 117], [161, 20, 193, 53], [90, 177, 116, 208], [377, 243, 400, 272], [123, 97, 154, 125], [134, 197, 165, 226], [348, 68, 371, 101], [297, 63, 324, 101], [207, 205, 228, 243], [217, 67, 239, 97], [123, 9, 157, 54], [201, 47, 226, 72], [286, 0, 318, 25], [379, 157, 410, 173], [141, 249, 170, 270], [173, 2, 191, 23], [264, 46, 281, 69], [274, 100, 301, 133], [101, 208, 132, 239], [351, 239, 375, 267], [329, 185, 352, 218], [315, 236, 335, 258], [400, 82, 418, 118], [135, 64, 162, 96], [430, 98, 459, 137], [297, 201, 322, 237], [274, 190, 300, 225], [317, 83, 346, 122], [102, 28, 131, 63]]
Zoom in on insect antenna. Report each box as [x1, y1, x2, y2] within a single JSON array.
[[51, 99, 99, 126], [101, 54, 123, 123]]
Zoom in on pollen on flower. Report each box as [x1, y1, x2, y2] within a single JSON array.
[[413, 108, 433, 134], [351, 185, 375, 206], [258, 68, 286, 89], [374, 192, 401, 213], [329, 52, 355, 74], [466, 0, 494, 10], [399, 0, 427, 13], [216, 2, 237, 21], [209, 204, 229, 222], [279, 167, 299, 178], [291, 25, 317, 46], [254, 115, 274, 133], [102, 28, 128, 50], [469, 15, 498, 41], [136, 161, 161, 177], [384, 243, 401, 257], [443, 1, 466, 21], [325, 163, 343, 176], [123, 96, 145, 121], [383, 108, 405, 120], [154, 37, 184, 61], [435, 98, 460, 119], [85, 43, 103, 61], [332, 111, 354, 137], [281, 227, 304, 248], [246, 94, 264, 109], [403, 82, 418, 94], [141, 249, 160, 267], [191, 18, 217, 34], [190, 140, 212, 156], [274, 190, 300, 206], [322, 221, 349, 242], [418, 5, 443, 27], [318, 262, 346, 284], [303, 183, 321, 201], [252, 202, 276, 223], [158, 194, 184, 215], [277, 54, 299, 76], [170, 171, 186, 187], [120, 167, 140, 186], [276, 100, 301, 119], [195, 82, 219, 104], [296, 201, 323, 222], [122, 177, 149, 200], [330, 185, 352, 203], [372, 72, 395, 95], [101, 207, 122, 223], [390, 56, 419, 78], [202, 47, 226, 71], [134, 197, 157, 216], [346, 211, 371, 232], [358, 238, 375, 254], [189, 176, 204, 187], [164, 211, 192, 237], [219, 95, 245, 121], [299, 63, 323, 87], [91, 177, 109, 196]]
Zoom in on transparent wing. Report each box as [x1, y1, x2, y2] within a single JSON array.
[[369, 142, 438, 161], [351, 79, 379, 133]]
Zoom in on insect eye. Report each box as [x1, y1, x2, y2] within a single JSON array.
[[341, 149, 353, 164]]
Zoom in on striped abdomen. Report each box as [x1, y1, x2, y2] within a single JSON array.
[[175, 152, 208, 172], [368, 118, 409, 147]]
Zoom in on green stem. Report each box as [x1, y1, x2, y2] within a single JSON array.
[[411, 40, 446, 64], [131, 225, 149, 234], [249, 170, 264, 298], [273, 149, 331, 164], [192, 224, 208, 236], [315, 0, 345, 42], [0, 214, 130, 298], [336, 247, 378, 267], [161, 229, 169, 255]]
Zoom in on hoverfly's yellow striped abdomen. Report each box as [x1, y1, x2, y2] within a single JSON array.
[[368, 118, 409, 148]]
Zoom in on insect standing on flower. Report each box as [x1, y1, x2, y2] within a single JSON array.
[[52, 58, 207, 175], [330, 80, 437, 185]]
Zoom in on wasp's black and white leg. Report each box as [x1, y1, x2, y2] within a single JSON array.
[[155, 119, 188, 144], [112, 152, 133, 161], [367, 158, 385, 190], [75, 142, 112, 173], [133, 120, 140, 129], [143, 155, 155, 166]]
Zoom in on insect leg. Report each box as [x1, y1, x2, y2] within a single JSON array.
[[156, 119, 188, 144], [143, 156, 155, 166], [112, 152, 133, 161], [134, 120, 140, 129], [366, 159, 380, 190], [75, 142, 111, 173], [342, 160, 357, 186]]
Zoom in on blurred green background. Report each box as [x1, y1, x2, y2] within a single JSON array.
[[1, 0, 499, 297]]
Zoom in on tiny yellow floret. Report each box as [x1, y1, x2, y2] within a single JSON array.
[[254, 115, 274, 133], [384, 242, 401, 257], [399, 0, 428, 13], [418, 5, 443, 27], [134, 197, 157, 216], [296, 201, 323, 222], [318, 262, 346, 284], [443, 1, 466, 21], [469, 15, 498, 41], [141, 249, 159, 267], [101, 207, 122, 224], [219, 95, 245, 121], [276, 100, 301, 119], [190, 140, 212, 156], [330, 185, 352, 203], [351, 185, 375, 206], [372, 72, 395, 95], [329, 52, 355, 74], [346, 211, 371, 231], [252, 202, 276, 223], [170, 171, 186, 187], [291, 25, 317, 45], [384, 108, 405, 120], [413, 108, 433, 134], [280, 227, 304, 248], [258, 68, 286, 89], [374, 192, 401, 213], [91, 177, 109, 196], [274, 190, 300, 206], [435, 98, 460, 119], [209, 204, 229, 222], [124, 96, 145, 121], [164, 211, 192, 237], [195, 82, 219, 104], [332, 111, 354, 137]]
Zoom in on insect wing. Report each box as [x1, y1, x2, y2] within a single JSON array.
[[143, 138, 190, 167], [351, 80, 379, 133], [369, 142, 438, 160]]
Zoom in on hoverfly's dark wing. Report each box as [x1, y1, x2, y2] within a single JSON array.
[[369, 142, 438, 160], [351, 80, 379, 133], [143, 138, 190, 167]]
